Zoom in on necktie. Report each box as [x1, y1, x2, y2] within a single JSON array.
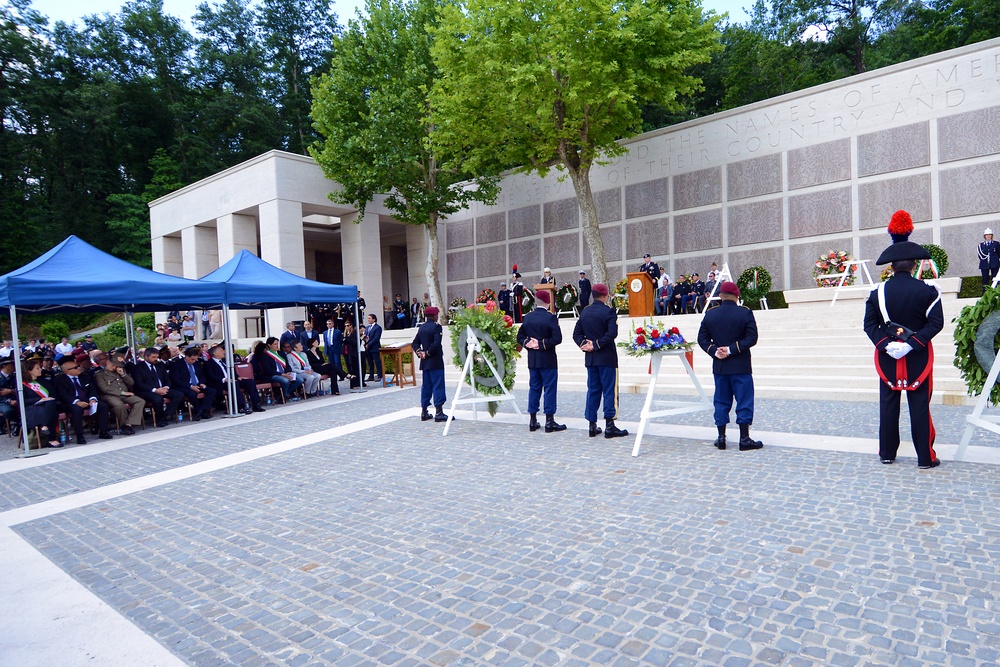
[[72, 376, 82, 400], [188, 363, 198, 385], [149, 363, 160, 387]]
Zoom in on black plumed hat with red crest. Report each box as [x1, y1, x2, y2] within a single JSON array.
[[875, 210, 931, 265]]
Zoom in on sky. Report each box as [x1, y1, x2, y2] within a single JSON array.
[[28, 0, 752, 32]]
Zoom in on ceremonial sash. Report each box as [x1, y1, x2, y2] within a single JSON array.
[[289, 351, 308, 368], [24, 382, 49, 398], [265, 350, 287, 370]]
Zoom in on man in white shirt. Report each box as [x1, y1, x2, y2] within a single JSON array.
[[55, 337, 74, 358]]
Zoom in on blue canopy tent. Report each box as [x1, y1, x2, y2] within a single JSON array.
[[199, 250, 359, 415], [0, 236, 227, 455]]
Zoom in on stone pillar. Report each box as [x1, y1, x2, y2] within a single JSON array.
[[216, 214, 260, 339], [151, 235, 183, 277], [406, 223, 428, 303], [259, 199, 306, 335], [341, 210, 383, 323], [181, 225, 220, 279]]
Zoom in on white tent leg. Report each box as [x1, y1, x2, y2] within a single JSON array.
[[9, 306, 45, 457]]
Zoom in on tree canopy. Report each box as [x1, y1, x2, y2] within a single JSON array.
[[310, 0, 499, 314], [431, 0, 721, 284]]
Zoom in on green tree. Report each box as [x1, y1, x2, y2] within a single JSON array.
[[311, 0, 499, 317], [431, 0, 720, 284], [258, 0, 339, 154]]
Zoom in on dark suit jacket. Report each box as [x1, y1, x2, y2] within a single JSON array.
[[299, 329, 320, 350], [572, 301, 619, 368], [279, 330, 299, 349], [412, 321, 445, 371], [698, 300, 758, 375], [640, 262, 661, 281], [252, 350, 288, 382], [323, 327, 343, 361], [169, 358, 208, 389], [517, 307, 561, 368], [133, 360, 171, 394], [365, 323, 382, 351], [203, 357, 234, 394], [578, 279, 592, 303], [53, 373, 97, 408]]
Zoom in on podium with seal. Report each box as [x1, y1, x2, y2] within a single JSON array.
[[626, 272, 655, 318]]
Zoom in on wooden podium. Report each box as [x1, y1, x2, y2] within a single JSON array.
[[626, 272, 655, 318], [534, 283, 557, 313]]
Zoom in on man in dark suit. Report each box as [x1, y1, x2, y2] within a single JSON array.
[[864, 210, 944, 469], [204, 344, 264, 414], [698, 281, 762, 452], [54, 356, 112, 443], [517, 289, 566, 433], [498, 282, 511, 316], [279, 322, 300, 349], [169, 347, 217, 421], [413, 306, 447, 422], [323, 318, 344, 377], [0, 357, 19, 433], [133, 347, 183, 426], [363, 314, 383, 381], [578, 271, 592, 309], [686, 273, 705, 313], [672, 275, 690, 314], [640, 253, 661, 283], [572, 283, 627, 438], [299, 321, 320, 351]]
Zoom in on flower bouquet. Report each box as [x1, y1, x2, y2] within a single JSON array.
[[812, 250, 857, 288], [449, 296, 467, 310], [476, 288, 497, 303], [618, 320, 694, 357]]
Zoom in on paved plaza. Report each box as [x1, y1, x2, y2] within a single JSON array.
[[1, 384, 999, 666]]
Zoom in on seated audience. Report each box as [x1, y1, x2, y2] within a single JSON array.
[[251, 338, 303, 401], [53, 356, 112, 443], [21, 357, 60, 447], [204, 344, 264, 414], [286, 340, 321, 397], [93, 354, 145, 435], [133, 347, 182, 426], [168, 347, 217, 420]]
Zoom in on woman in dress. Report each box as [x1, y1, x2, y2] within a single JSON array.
[[307, 338, 346, 395], [21, 357, 60, 447], [343, 320, 363, 390]]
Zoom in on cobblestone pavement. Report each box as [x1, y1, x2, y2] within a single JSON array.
[[8, 391, 1000, 667]]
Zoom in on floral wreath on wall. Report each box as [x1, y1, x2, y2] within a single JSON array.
[[449, 300, 519, 416], [880, 243, 951, 281], [477, 288, 498, 303], [449, 296, 467, 310], [813, 251, 857, 287], [612, 277, 629, 313], [556, 283, 578, 312]]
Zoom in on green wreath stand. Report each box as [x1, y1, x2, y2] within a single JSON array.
[[736, 266, 772, 309], [953, 288, 1000, 460], [443, 325, 525, 432]]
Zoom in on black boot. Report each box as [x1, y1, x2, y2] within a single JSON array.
[[421, 408, 432, 421], [604, 418, 628, 439], [434, 406, 449, 422], [589, 421, 603, 437], [544, 415, 566, 433], [713, 425, 726, 450], [738, 423, 763, 451], [529, 413, 541, 432]]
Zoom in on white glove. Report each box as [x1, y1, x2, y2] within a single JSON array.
[[884, 342, 913, 359]]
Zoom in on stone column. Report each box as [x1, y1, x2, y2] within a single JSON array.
[[340, 210, 383, 323], [259, 199, 306, 335], [406, 223, 428, 304], [181, 225, 220, 279], [151, 235, 183, 277], [217, 213, 260, 340]]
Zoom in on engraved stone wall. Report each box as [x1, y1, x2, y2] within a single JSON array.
[[509, 238, 541, 274], [858, 174, 932, 229], [938, 105, 1000, 163], [446, 219, 474, 249], [675, 256, 717, 279], [728, 246, 785, 290], [788, 188, 852, 239], [727, 154, 782, 201], [941, 221, 1000, 278], [595, 188, 622, 223], [544, 232, 580, 269], [475, 213, 506, 245], [673, 167, 722, 211], [728, 199, 783, 246], [625, 217, 670, 260], [674, 210, 722, 254], [789, 240, 844, 290], [857, 122, 929, 177], [447, 283, 473, 305], [624, 177, 669, 219], [543, 197, 580, 233], [787, 139, 850, 190], [446, 249, 474, 281], [585, 226, 623, 264], [476, 245, 507, 279], [940, 162, 1000, 218], [508, 205, 541, 238]]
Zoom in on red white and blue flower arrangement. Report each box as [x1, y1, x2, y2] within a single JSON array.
[[618, 320, 694, 357]]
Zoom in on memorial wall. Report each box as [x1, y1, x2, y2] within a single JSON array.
[[440, 38, 1000, 301]]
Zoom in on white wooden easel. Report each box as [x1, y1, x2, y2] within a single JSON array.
[[631, 350, 714, 457], [830, 259, 876, 305], [443, 326, 525, 435], [954, 344, 1000, 462], [701, 263, 734, 313]]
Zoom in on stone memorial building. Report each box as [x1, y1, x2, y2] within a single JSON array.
[[150, 37, 1000, 330]]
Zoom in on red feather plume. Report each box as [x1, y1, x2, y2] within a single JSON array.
[[888, 210, 913, 235], [512, 264, 518, 272]]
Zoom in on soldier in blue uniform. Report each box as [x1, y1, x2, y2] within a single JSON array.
[[578, 270, 592, 309], [572, 283, 628, 438], [639, 253, 661, 283], [978, 227, 1000, 294], [413, 306, 448, 422], [864, 210, 943, 469], [697, 281, 763, 451], [497, 282, 511, 316], [516, 289, 566, 433]]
